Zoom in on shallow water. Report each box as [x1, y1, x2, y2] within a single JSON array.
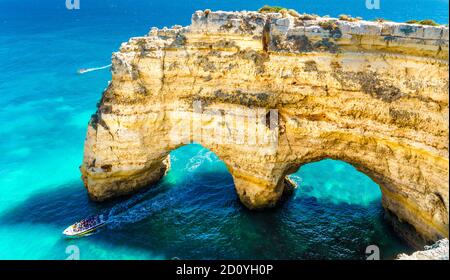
[[0, 0, 447, 260]]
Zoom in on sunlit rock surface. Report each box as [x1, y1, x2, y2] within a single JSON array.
[[397, 239, 449, 260], [81, 11, 449, 247]]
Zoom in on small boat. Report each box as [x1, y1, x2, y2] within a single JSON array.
[[77, 68, 88, 74], [77, 64, 111, 75], [63, 214, 107, 237]]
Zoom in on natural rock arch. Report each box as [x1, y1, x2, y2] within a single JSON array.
[[280, 153, 448, 247], [80, 11, 449, 247]]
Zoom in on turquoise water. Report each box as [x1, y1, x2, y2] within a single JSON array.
[[0, 0, 447, 260]]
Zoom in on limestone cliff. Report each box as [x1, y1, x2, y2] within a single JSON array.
[[397, 239, 449, 260], [80, 10, 449, 248]]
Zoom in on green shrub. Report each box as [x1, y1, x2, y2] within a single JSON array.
[[418, 19, 439, 26], [318, 20, 342, 38], [287, 9, 301, 18], [338, 14, 359, 22], [406, 20, 419, 24], [258, 5, 286, 13], [299, 13, 318, 20], [319, 20, 338, 30], [339, 15, 354, 21], [406, 19, 439, 26]]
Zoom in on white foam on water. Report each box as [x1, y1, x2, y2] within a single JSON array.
[[77, 64, 111, 74]]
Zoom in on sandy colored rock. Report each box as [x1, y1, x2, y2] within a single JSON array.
[[81, 11, 449, 248]]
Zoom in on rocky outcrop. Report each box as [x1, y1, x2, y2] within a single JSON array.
[[80, 11, 449, 248], [397, 239, 449, 260]]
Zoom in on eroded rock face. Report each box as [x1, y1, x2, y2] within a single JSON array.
[[81, 11, 449, 248], [397, 239, 449, 260]]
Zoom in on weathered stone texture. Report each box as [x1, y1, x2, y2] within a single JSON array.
[[81, 11, 449, 248]]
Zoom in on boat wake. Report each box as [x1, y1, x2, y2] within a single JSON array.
[[104, 150, 214, 229], [77, 64, 111, 74], [65, 146, 225, 235], [106, 192, 174, 229]]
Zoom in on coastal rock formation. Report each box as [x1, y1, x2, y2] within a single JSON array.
[[81, 10, 449, 247], [397, 239, 449, 260]]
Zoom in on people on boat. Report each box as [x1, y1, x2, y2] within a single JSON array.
[[73, 215, 101, 232]]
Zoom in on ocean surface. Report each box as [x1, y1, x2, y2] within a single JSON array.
[[0, 0, 447, 260]]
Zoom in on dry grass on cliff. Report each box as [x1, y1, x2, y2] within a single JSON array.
[[258, 5, 318, 20], [338, 14, 362, 22], [258, 5, 286, 13], [406, 19, 440, 26]]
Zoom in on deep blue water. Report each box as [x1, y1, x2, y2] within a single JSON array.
[[0, 0, 447, 260]]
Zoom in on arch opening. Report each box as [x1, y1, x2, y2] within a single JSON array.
[[281, 158, 415, 258], [287, 158, 382, 207], [128, 149, 414, 259], [166, 143, 234, 189], [280, 156, 436, 249], [164, 143, 238, 206]]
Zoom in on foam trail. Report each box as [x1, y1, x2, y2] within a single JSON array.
[[77, 64, 111, 74], [107, 184, 167, 216], [104, 146, 215, 229], [107, 192, 175, 229]]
